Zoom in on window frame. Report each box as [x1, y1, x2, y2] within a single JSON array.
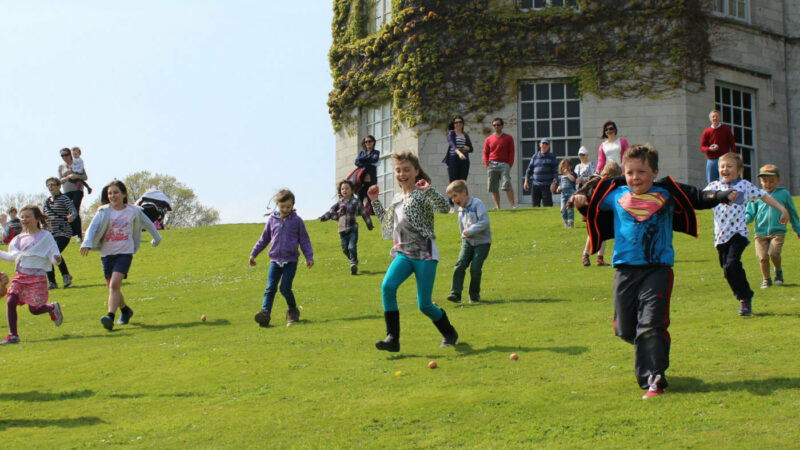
[[518, 0, 578, 11], [362, 101, 394, 205], [367, 0, 392, 34], [715, 83, 757, 182], [711, 0, 749, 23]]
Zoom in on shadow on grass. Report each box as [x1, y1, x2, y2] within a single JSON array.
[[306, 314, 382, 324], [754, 311, 800, 317], [62, 283, 108, 289], [0, 416, 105, 430], [473, 298, 566, 305], [356, 270, 387, 276], [670, 376, 800, 395], [135, 318, 231, 331], [455, 341, 587, 356], [0, 389, 95, 402]]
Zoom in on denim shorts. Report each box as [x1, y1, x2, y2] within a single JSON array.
[[101, 253, 133, 280]]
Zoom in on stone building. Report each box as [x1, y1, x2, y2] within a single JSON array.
[[332, 1, 799, 207]]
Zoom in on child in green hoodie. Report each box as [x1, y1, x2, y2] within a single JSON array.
[[746, 164, 800, 288]]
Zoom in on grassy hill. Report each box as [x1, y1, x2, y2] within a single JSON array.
[[1, 206, 799, 447]]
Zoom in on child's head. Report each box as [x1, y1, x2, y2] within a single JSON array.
[[0, 213, 7, 225], [46, 177, 61, 193], [446, 180, 470, 208], [7, 207, 17, 218], [718, 152, 743, 183], [71, 146, 82, 158], [101, 180, 129, 206], [19, 205, 47, 231], [559, 157, 574, 173], [274, 189, 295, 218], [338, 179, 355, 199], [578, 146, 589, 161], [758, 164, 780, 192], [600, 160, 621, 178], [393, 151, 431, 187], [622, 143, 659, 195]]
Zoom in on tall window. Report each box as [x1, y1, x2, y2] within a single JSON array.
[[368, 0, 392, 34], [715, 84, 756, 181], [519, 0, 577, 10], [712, 0, 748, 21], [363, 102, 393, 205], [519, 81, 582, 195]]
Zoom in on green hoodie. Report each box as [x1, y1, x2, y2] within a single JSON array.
[[745, 187, 800, 236]]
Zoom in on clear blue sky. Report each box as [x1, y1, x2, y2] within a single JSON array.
[[0, 1, 337, 224]]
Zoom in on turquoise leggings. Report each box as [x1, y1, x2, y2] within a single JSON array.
[[381, 253, 443, 321]]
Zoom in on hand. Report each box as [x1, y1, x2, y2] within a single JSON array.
[[80, 247, 90, 256], [415, 179, 430, 191], [54, 255, 62, 264], [710, 144, 719, 150], [249, 256, 256, 267], [780, 210, 789, 225], [458, 151, 467, 160], [727, 191, 738, 203], [66, 214, 74, 223], [367, 185, 379, 202], [556, 187, 562, 193], [462, 230, 470, 238], [523, 179, 530, 190], [462, 145, 471, 152], [572, 194, 588, 209], [551, 181, 558, 193], [306, 260, 314, 268]]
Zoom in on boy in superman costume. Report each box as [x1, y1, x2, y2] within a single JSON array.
[[573, 143, 735, 399]]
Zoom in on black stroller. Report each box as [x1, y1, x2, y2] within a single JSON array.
[[134, 189, 173, 229]]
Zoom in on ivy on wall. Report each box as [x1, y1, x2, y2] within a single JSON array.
[[328, 0, 710, 132]]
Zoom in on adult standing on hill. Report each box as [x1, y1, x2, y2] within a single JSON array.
[[354, 135, 380, 212], [596, 121, 628, 175], [483, 118, 517, 209], [42, 177, 77, 290], [444, 116, 473, 183], [700, 109, 737, 183], [58, 148, 88, 242]]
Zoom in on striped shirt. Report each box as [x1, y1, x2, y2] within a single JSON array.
[[320, 197, 373, 233], [42, 194, 77, 238]]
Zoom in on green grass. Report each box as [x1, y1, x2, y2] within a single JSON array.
[[2, 206, 799, 448]]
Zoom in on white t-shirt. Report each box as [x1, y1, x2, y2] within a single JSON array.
[[100, 206, 136, 256], [602, 139, 623, 165]]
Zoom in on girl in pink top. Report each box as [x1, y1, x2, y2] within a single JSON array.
[[596, 120, 629, 174]]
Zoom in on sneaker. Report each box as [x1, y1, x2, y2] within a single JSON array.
[[642, 374, 664, 399], [100, 315, 114, 331], [286, 308, 300, 324], [738, 300, 752, 317], [117, 308, 134, 325], [775, 269, 784, 286], [0, 334, 20, 345], [350, 264, 358, 275], [582, 253, 590, 267], [468, 296, 481, 304], [511, 205, 519, 209], [566, 221, 574, 229], [760, 278, 772, 289], [48, 281, 58, 290], [75, 236, 82, 244], [254, 309, 271, 327], [449, 206, 455, 213], [447, 293, 462, 303], [50, 302, 63, 326], [597, 256, 610, 266], [62, 274, 73, 288]]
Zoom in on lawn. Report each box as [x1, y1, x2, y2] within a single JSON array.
[[1, 204, 798, 448]]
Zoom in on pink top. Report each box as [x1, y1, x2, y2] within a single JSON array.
[[596, 137, 629, 174]]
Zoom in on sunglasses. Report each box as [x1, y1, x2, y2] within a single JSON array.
[[60, 154, 71, 157], [492, 123, 503, 127], [604, 127, 616, 132], [454, 120, 463, 124], [47, 183, 59, 187], [363, 140, 375, 143]]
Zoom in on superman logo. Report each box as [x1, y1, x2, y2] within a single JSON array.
[[617, 191, 667, 222]]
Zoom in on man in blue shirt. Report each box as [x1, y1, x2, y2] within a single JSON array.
[[523, 138, 558, 207]]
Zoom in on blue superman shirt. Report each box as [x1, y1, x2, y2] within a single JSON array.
[[599, 185, 674, 266]]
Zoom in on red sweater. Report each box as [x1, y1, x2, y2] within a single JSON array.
[[700, 125, 737, 159], [483, 133, 515, 167]]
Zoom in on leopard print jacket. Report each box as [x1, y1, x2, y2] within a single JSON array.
[[372, 188, 450, 241]]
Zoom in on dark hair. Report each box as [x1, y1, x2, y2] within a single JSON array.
[[337, 179, 355, 198], [393, 151, 431, 183], [491, 117, 504, 126], [361, 135, 377, 150], [19, 204, 48, 230], [601, 120, 618, 139], [275, 189, 295, 205], [59, 147, 72, 157], [622, 142, 659, 172], [8, 207, 17, 214], [46, 177, 61, 187], [448, 115, 465, 131], [100, 180, 129, 205]]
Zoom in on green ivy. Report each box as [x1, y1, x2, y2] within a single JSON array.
[[329, 0, 710, 132]]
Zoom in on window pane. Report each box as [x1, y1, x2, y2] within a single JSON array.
[[522, 122, 535, 139], [567, 139, 581, 155], [520, 0, 533, 8], [534, 0, 546, 8], [522, 103, 535, 119], [567, 100, 580, 117], [536, 84, 549, 100], [732, 90, 741, 107], [722, 106, 732, 121], [733, 126, 742, 143], [715, 86, 721, 103], [743, 93, 751, 109], [551, 83, 565, 100], [722, 87, 731, 104], [743, 112, 752, 128], [742, 148, 752, 165], [522, 141, 536, 159], [552, 102, 565, 118], [744, 129, 752, 146], [552, 120, 565, 137], [567, 119, 581, 136], [521, 85, 535, 101], [732, 109, 742, 126], [537, 121, 549, 138], [552, 140, 566, 157], [536, 102, 550, 119], [566, 84, 578, 99], [552, 0, 564, 7]]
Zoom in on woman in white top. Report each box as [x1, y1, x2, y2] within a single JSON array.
[[596, 121, 629, 174]]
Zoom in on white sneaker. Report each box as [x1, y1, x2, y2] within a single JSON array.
[[75, 236, 82, 243], [51, 302, 63, 326]]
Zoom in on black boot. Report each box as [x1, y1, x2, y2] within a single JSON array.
[[433, 309, 458, 348], [375, 310, 400, 352]]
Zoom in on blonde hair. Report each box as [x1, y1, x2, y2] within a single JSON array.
[[600, 160, 621, 177], [393, 151, 431, 183], [719, 152, 743, 170], [558, 158, 574, 173], [446, 180, 468, 195]]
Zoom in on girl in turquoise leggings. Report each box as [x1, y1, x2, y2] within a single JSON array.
[[367, 151, 458, 352]]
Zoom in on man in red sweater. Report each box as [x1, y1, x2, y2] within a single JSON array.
[[483, 118, 517, 209], [701, 109, 738, 183]]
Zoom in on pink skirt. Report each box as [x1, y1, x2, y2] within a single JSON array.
[[7, 273, 49, 307]]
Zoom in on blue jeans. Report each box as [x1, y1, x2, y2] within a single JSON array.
[[381, 253, 442, 321], [706, 159, 719, 183], [262, 261, 298, 311], [339, 230, 358, 264]]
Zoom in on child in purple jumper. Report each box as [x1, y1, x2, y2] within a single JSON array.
[[250, 189, 314, 327]]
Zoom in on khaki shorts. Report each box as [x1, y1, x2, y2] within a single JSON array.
[[487, 161, 512, 193], [754, 234, 785, 261]]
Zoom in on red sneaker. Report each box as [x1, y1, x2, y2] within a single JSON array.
[[642, 374, 664, 399], [597, 256, 610, 266], [582, 253, 590, 266]]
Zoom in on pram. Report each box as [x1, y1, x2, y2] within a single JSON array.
[[346, 166, 374, 215], [134, 189, 173, 229]]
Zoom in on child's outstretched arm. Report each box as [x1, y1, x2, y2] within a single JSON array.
[[249, 222, 273, 266], [357, 202, 374, 230], [319, 202, 340, 222], [367, 185, 387, 221], [760, 193, 790, 224]]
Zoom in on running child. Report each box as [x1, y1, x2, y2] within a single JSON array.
[[320, 180, 373, 275], [704, 153, 789, 316], [573, 143, 735, 399], [80, 180, 162, 331], [446, 180, 491, 304], [556, 157, 577, 228], [575, 160, 620, 266], [367, 151, 458, 352], [70, 147, 93, 194], [0, 205, 64, 344], [745, 164, 800, 288], [251, 189, 313, 327]]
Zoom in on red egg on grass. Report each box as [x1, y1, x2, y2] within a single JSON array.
[[428, 360, 438, 369], [509, 353, 519, 361]]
